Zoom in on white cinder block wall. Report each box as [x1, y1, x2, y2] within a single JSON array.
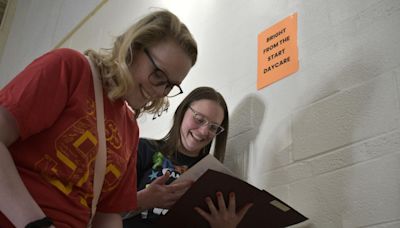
[[1, 0, 399, 227]]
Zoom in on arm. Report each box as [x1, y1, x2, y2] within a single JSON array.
[[134, 139, 192, 211], [137, 171, 192, 210], [92, 212, 122, 228], [0, 106, 48, 227], [194, 192, 253, 228]]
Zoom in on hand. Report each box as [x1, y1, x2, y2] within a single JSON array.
[[194, 192, 253, 228], [91, 212, 122, 228], [137, 171, 192, 210]]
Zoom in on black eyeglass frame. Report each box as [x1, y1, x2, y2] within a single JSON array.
[[143, 48, 183, 98], [188, 106, 225, 135]]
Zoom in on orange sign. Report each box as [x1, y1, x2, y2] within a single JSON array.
[[257, 13, 298, 89]]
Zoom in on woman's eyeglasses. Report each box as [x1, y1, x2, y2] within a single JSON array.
[[144, 49, 183, 97], [188, 106, 224, 135]]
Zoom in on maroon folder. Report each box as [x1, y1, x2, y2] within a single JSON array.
[[156, 169, 308, 228]]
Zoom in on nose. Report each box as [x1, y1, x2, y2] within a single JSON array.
[[197, 124, 210, 136]]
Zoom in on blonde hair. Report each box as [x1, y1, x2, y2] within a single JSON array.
[[85, 9, 197, 115]]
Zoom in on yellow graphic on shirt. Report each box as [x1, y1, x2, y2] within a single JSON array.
[[35, 99, 127, 208]]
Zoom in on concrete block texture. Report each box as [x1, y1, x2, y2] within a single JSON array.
[[396, 68, 400, 113], [366, 221, 400, 228], [225, 134, 252, 179], [309, 130, 400, 175], [289, 152, 400, 228], [292, 72, 400, 160]]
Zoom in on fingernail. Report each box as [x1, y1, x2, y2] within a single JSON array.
[[216, 192, 222, 197], [229, 192, 235, 198]]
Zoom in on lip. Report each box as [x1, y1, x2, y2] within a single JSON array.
[[190, 131, 205, 142]]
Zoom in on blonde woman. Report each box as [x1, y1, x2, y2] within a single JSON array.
[[0, 10, 197, 228]]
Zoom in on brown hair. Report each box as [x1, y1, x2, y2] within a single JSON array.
[[85, 9, 197, 115], [158, 87, 229, 162]]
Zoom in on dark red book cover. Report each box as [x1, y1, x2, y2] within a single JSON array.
[[156, 169, 308, 228]]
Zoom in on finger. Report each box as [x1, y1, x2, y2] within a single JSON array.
[[194, 207, 211, 222], [205, 196, 218, 214], [168, 181, 192, 192], [152, 171, 170, 185], [216, 192, 227, 211], [237, 203, 254, 220], [228, 192, 236, 212]]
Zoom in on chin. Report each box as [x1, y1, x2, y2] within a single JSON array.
[[127, 99, 145, 110]]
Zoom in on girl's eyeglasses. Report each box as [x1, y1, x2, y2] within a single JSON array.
[[144, 49, 183, 98], [188, 106, 224, 135]]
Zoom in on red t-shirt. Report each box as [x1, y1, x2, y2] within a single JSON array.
[[0, 48, 138, 227]]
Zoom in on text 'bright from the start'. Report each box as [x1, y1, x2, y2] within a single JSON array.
[[257, 13, 299, 89]]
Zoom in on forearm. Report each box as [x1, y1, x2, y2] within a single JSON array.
[[92, 212, 122, 228], [136, 175, 192, 211], [0, 143, 46, 227], [121, 190, 148, 220], [136, 189, 152, 211]]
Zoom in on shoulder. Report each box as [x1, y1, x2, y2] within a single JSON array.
[[138, 138, 159, 152], [47, 48, 87, 66], [50, 48, 85, 59], [31, 48, 87, 70], [34, 48, 90, 85]]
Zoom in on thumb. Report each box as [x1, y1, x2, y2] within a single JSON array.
[[152, 170, 171, 185]]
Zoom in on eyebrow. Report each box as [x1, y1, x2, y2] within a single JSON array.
[[148, 51, 181, 85], [193, 108, 222, 125]]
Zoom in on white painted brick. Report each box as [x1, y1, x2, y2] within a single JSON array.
[[298, 1, 400, 107], [367, 221, 400, 228], [296, 0, 332, 40], [286, 178, 341, 227], [327, 0, 379, 26], [259, 144, 292, 171], [292, 73, 400, 160], [309, 143, 366, 175], [309, 130, 400, 175], [268, 184, 289, 203], [260, 161, 313, 188], [298, 18, 381, 107], [356, 0, 400, 77], [289, 153, 400, 227], [228, 95, 266, 138], [244, 110, 294, 175], [225, 134, 252, 179], [356, 0, 400, 29], [364, 130, 400, 158], [396, 67, 400, 114]]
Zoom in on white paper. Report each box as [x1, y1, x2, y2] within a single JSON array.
[[174, 154, 235, 183]]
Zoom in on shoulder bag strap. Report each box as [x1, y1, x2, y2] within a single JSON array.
[[87, 57, 107, 226]]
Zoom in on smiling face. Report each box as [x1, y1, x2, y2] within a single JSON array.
[[125, 39, 193, 110], [179, 99, 225, 157]]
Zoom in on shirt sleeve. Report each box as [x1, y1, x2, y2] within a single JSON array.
[[0, 49, 87, 139]]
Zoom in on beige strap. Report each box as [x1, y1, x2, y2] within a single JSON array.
[[87, 57, 107, 226]]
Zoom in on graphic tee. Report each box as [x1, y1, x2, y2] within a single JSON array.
[[0, 48, 138, 227], [123, 138, 205, 227]]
